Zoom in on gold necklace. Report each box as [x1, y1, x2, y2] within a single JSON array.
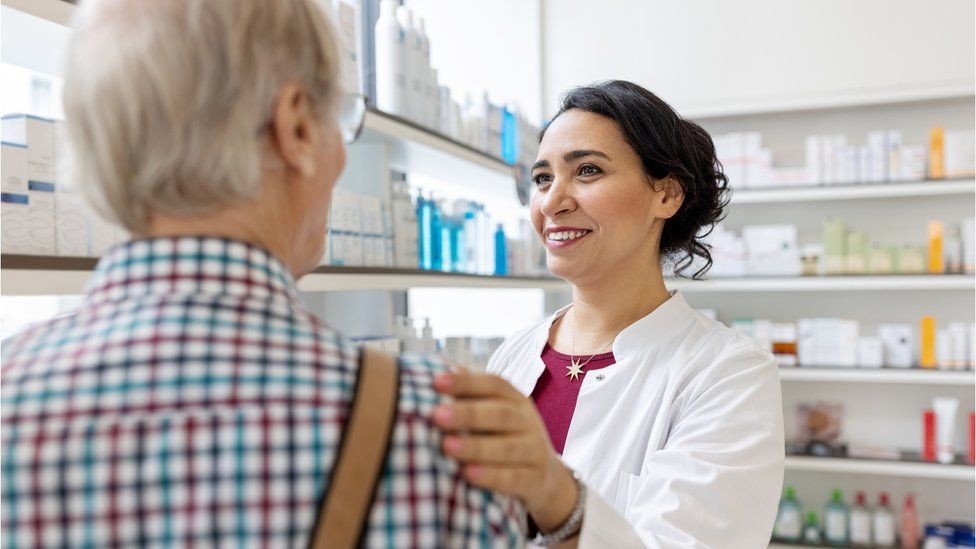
[[566, 309, 614, 382]]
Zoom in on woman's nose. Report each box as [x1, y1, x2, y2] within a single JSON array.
[[539, 178, 576, 218]]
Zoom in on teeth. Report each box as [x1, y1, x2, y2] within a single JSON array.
[[549, 230, 588, 241]]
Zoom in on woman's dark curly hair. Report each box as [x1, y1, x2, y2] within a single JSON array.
[[541, 80, 730, 279]]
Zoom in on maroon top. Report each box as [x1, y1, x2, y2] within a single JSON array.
[[531, 343, 616, 454]]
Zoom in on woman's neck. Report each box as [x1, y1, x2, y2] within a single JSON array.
[[567, 261, 672, 349]]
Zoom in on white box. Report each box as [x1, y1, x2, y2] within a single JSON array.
[[878, 324, 914, 368], [900, 145, 927, 181], [2, 114, 56, 183], [742, 225, 801, 276], [867, 130, 887, 183], [1, 142, 32, 254], [805, 135, 823, 184], [945, 130, 976, 178], [27, 180, 56, 255], [856, 337, 884, 368], [55, 185, 90, 256]]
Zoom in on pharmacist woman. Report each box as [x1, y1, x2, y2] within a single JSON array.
[[432, 80, 785, 548]]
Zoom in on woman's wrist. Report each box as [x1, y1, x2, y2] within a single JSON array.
[[527, 459, 580, 533]]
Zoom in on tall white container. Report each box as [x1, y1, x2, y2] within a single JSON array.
[[374, 0, 406, 116], [395, 6, 421, 124], [416, 17, 433, 127]]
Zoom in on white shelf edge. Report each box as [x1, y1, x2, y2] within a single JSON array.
[[683, 84, 976, 119], [779, 368, 975, 386], [297, 271, 568, 292], [363, 110, 515, 177], [667, 275, 975, 293], [0, 267, 568, 296], [2, 0, 74, 26], [730, 180, 975, 205], [1, 269, 92, 297], [785, 456, 974, 481]]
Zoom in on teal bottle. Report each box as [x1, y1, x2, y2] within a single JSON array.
[[824, 489, 850, 546], [773, 486, 803, 542]]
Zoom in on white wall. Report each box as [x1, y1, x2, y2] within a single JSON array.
[[405, 0, 544, 124], [541, 0, 975, 118]]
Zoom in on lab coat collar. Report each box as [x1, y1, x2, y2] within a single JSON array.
[[531, 290, 695, 363]]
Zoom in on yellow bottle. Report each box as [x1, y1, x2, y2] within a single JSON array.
[[928, 221, 944, 274], [920, 316, 937, 368], [929, 127, 945, 179]]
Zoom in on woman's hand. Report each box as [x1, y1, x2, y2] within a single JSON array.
[[432, 370, 579, 534]]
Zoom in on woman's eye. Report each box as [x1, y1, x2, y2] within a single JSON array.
[[533, 173, 553, 187], [578, 164, 602, 177]]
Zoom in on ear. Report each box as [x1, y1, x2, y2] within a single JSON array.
[[268, 81, 317, 177], [652, 175, 684, 219]]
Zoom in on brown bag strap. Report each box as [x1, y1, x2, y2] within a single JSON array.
[[309, 348, 399, 549]]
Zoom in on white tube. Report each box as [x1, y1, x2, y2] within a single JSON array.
[[933, 397, 959, 464]]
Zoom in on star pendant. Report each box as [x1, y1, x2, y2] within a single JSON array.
[[566, 358, 584, 382]]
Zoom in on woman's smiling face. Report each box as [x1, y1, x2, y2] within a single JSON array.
[[530, 109, 680, 285]]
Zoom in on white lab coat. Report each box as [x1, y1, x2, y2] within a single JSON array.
[[487, 292, 785, 548]]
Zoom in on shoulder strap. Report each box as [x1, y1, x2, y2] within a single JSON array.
[[309, 347, 399, 549]]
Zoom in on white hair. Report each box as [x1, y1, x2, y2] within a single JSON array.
[[63, 0, 343, 232]]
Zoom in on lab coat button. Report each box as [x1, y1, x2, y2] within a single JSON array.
[[595, 374, 605, 381]]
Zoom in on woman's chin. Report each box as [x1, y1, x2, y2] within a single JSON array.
[[546, 259, 586, 284]]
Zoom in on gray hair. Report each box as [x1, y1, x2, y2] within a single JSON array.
[[63, 0, 343, 233]]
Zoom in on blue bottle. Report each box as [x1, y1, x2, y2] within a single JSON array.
[[417, 193, 432, 270], [430, 196, 442, 271], [501, 104, 518, 165], [440, 216, 454, 272], [773, 486, 803, 542], [493, 224, 508, 276]]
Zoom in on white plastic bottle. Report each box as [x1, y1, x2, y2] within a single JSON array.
[[374, 0, 406, 116], [416, 17, 433, 127], [873, 493, 897, 548], [421, 318, 436, 353], [395, 6, 421, 124], [427, 67, 439, 132], [850, 491, 872, 547]]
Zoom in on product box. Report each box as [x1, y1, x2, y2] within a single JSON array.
[[743, 225, 801, 276], [27, 180, 57, 255], [55, 184, 90, 256], [330, 0, 362, 93], [2, 114, 56, 183], [1, 142, 32, 254], [900, 145, 927, 181], [945, 130, 976, 178], [867, 130, 888, 183]]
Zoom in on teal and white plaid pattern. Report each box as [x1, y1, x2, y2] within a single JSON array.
[[2, 237, 525, 548]]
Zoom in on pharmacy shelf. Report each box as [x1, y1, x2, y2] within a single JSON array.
[[785, 456, 975, 481], [730, 179, 975, 205], [1, 0, 73, 26], [0, 255, 568, 295], [779, 367, 975, 386], [683, 85, 975, 119], [666, 275, 974, 293], [360, 109, 519, 198]]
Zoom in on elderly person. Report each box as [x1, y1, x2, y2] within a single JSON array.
[[0, 0, 525, 546]]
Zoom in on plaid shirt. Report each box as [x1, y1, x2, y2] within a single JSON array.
[[2, 237, 524, 548]]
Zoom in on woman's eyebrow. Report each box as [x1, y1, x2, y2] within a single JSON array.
[[563, 149, 611, 162], [532, 150, 612, 172]]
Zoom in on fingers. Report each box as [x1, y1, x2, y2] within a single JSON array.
[[442, 433, 545, 466], [433, 400, 526, 433], [458, 463, 539, 501], [433, 370, 522, 400]]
